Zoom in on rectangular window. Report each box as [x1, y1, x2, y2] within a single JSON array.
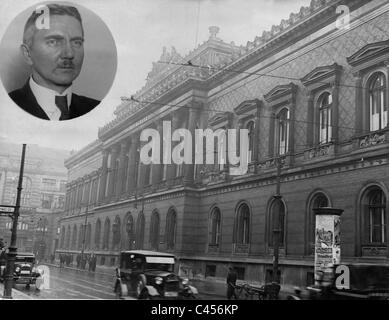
[[205, 265, 216, 278]]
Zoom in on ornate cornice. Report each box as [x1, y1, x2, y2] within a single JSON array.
[[301, 63, 343, 89], [264, 83, 297, 106], [208, 111, 233, 128], [98, 0, 353, 139], [233, 99, 261, 118], [346, 39, 389, 68]]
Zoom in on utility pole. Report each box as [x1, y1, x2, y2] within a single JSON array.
[[3, 144, 26, 299], [80, 204, 89, 267]]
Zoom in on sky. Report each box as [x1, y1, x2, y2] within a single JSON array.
[[0, 0, 311, 152]]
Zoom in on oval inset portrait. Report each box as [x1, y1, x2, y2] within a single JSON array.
[[0, 1, 117, 121]]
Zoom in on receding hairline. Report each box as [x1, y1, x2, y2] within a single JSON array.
[[22, 4, 84, 46]]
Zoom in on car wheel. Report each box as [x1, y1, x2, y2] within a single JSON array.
[[139, 289, 150, 300]]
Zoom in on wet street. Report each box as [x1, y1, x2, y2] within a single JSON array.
[[16, 266, 119, 300], [13, 265, 224, 300]]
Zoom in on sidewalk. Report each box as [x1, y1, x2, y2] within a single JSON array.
[[0, 282, 33, 300]]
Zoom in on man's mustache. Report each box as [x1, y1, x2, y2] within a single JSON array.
[[57, 60, 75, 68]]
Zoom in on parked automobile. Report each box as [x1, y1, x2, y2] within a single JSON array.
[[0, 252, 42, 289], [288, 263, 389, 300], [113, 250, 199, 299]]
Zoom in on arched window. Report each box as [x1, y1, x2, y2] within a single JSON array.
[[112, 216, 121, 250], [102, 218, 110, 250], [368, 72, 387, 132], [307, 192, 330, 254], [362, 187, 387, 244], [166, 209, 177, 250], [135, 213, 145, 249], [209, 207, 221, 246], [234, 203, 250, 244], [150, 211, 160, 250], [124, 213, 134, 250], [277, 108, 289, 155], [269, 199, 286, 248], [318, 92, 332, 144], [246, 121, 255, 162], [95, 219, 101, 249], [72, 225, 78, 250]]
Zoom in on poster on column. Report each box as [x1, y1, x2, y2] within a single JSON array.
[[314, 214, 335, 284]]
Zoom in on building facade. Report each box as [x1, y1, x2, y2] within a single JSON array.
[[0, 141, 69, 260], [58, 0, 389, 288]]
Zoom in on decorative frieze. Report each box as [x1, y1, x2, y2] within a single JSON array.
[[304, 143, 334, 160], [361, 246, 386, 257], [359, 132, 386, 148]]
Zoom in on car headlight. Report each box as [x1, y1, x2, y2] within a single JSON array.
[[15, 266, 20, 273], [182, 278, 189, 285], [155, 277, 163, 285]]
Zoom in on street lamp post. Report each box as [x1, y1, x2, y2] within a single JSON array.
[[80, 204, 89, 268], [3, 144, 27, 299]]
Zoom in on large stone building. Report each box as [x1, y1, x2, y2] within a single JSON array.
[[0, 140, 69, 260], [58, 0, 389, 288]]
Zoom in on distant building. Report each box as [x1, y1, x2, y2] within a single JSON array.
[[0, 140, 69, 260], [59, 0, 388, 288]]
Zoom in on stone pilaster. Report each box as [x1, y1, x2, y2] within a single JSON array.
[[184, 105, 200, 184], [127, 134, 139, 194], [98, 149, 109, 203], [115, 141, 129, 198], [152, 121, 163, 189], [107, 145, 120, 199]]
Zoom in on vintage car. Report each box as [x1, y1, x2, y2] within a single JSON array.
[[0, 252, 42, 289], [288, 263, 389, 300], [114, 250, 199, 299]]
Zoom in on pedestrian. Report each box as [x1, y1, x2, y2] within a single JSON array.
[[226, 266, 238, 300]]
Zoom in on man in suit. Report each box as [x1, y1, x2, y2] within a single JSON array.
[[9, 4, 100, 120]]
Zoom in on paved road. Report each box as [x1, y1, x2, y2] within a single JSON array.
[[13, 265, 224, 300], [16, 266, 118, 300]]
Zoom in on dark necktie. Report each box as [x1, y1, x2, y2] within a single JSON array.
[[55, 95, 70, 120]]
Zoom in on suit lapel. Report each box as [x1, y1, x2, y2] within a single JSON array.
[[22, 82, 50, 120]]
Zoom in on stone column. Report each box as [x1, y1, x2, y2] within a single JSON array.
[[126, 134, 139, 194], [107, 144, 119, 199], [331, 81, 340, 144], [151, 121, 163, 189], [385, 60, 389, 127], [115, 141, 129, 199], [167, 112, 181, 187], [268, 111, 275, 158], [253, 108, 260, 166], [184, 105, 200, 184], [98, 149, 109, 203], [354, 72, 363, 135], [306, 93, 315, 147]]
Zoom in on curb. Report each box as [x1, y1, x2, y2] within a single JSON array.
[[0, 282, 33, 300], [45, 263, 115, 277]]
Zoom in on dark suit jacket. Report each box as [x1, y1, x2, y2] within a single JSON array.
[[9, 81, 100, 120]]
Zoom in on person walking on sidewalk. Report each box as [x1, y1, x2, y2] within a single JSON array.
[[226, 266, 238, 300]]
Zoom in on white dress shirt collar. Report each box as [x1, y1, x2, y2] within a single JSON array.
[[29, 77, 72, 121]]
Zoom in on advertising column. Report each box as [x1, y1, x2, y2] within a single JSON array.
[[313, 207, 343, 286]]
